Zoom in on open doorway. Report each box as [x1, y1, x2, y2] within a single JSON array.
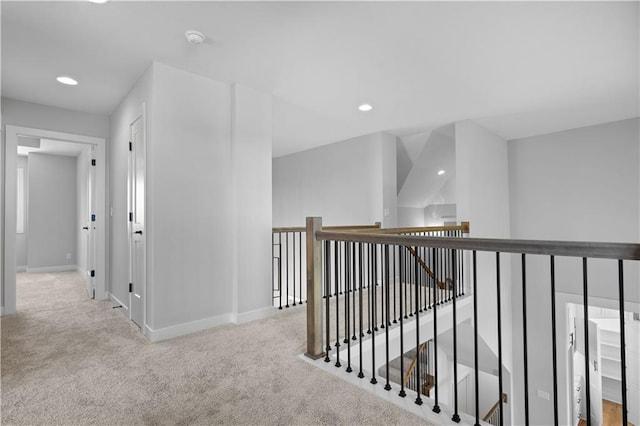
[[2, 125, 106, 315], [567, 303, 639, 426], [16, 138, 96, 297]]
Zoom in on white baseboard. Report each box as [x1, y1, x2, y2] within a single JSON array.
[[144, 313, 232, 343], [230, 306, 276, 324], [16, 266, 26, 273], [26, 265, 77, 273]]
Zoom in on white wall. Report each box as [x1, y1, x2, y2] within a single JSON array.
[[149, 62, 235, 330], [231, 84, 273, 317], [455, 119, 513, 424], [508, 117, 640, 426], [1, 98, 110, 138], [381, 133, 398, 228], [27, 153, 77, 270], [424, 203, 457, 226], [398, 206, 424, 227], [273, 131, 397, 227], [109, 62, 273, 339], [15, 155, 28, 269]]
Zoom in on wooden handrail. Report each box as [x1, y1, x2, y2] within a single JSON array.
[[353, 222, 469, 235], [405, 246, 453, 290], [315, 231, 640, 260], [402, 341, 428, 385], [482, 399, 501, 422], [273, 223, 381, 233], [482, 394, 507, 422]]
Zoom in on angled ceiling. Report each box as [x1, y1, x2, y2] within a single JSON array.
[[2, 1, 638, 157]]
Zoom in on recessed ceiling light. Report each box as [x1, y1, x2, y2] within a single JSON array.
[[88, 0, 109, 3], [56, 76, 78, 86], [437, 170, 446, 176], [358, 104, 373, 112]]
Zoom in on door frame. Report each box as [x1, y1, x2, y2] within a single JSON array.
[[127, 104, 147, 330], [2, 125, 106, 314]]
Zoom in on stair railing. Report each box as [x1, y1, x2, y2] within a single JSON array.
[[483, 399, 502, 425], [403, 340, 435, 398], [272, 222, 381, 309], [304, 216, 639, 426]]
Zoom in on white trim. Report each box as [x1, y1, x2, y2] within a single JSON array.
[[300, 354, 476, 425], [26, 265, 78, 273], [144, 313, 232, 343], [16, 266, 26, 273], [230, 306, 276, 324]]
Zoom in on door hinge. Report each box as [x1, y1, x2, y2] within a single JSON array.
[[129, 141, 133, 151], [91, 159, 96, 166], [90, 270, 95, 277], [129, 212, 133, 222], [129, 283, 133, 293]]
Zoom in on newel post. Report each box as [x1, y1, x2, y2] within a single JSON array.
[[305, 216, 324, 359]]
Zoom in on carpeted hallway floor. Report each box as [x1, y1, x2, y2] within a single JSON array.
[[1, 272, 427, 425]]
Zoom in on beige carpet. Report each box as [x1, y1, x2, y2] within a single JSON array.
[[1, 272, 428, 425]]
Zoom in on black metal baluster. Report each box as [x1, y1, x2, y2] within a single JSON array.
[[335, 243, 341, 366], [279, 232, 283, 310], [373, 244, 378, 332], [367, 243, 372, 334], [344, 243, 349, 345], [618, 259, 628, 426], [432, 246, 440, 413], [550, 256, 559, 426], [404, 247, 409, 319], [414, 246, 422, 406], [371, 244, 378, 385], [381, 243, 386, 329], [439, 244, 443, 306], [418, 247, 423, 313], [285, 232, 289, 307], [346, 243, 352, 372], [451, 248, 460, 423], [292, 231, 296, 306], [384, 245, 392, 391], [522, 253, 530, 425], [358, 243, 364, 379], [583, 258, 591, 426], [393, 247, 397, 323], [299, 232, 303, 304], [427, 246, 432, 309], [497, 252, 504, 426], [352, 242, 357, 341], [473, 251, 480, 426], [399, 246, 406, 397], [410, 248, 414, 317], [324, 241, 331, 363]]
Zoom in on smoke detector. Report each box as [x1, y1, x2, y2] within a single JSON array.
[[185, 30, 205, 45]]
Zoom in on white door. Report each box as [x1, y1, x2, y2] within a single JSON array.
[[588, 320, 603, 426], [128, 114, 145, 328], [85, 145, 97, 298]]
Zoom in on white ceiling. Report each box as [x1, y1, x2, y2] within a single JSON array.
[[2, 1, 638, 157]]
